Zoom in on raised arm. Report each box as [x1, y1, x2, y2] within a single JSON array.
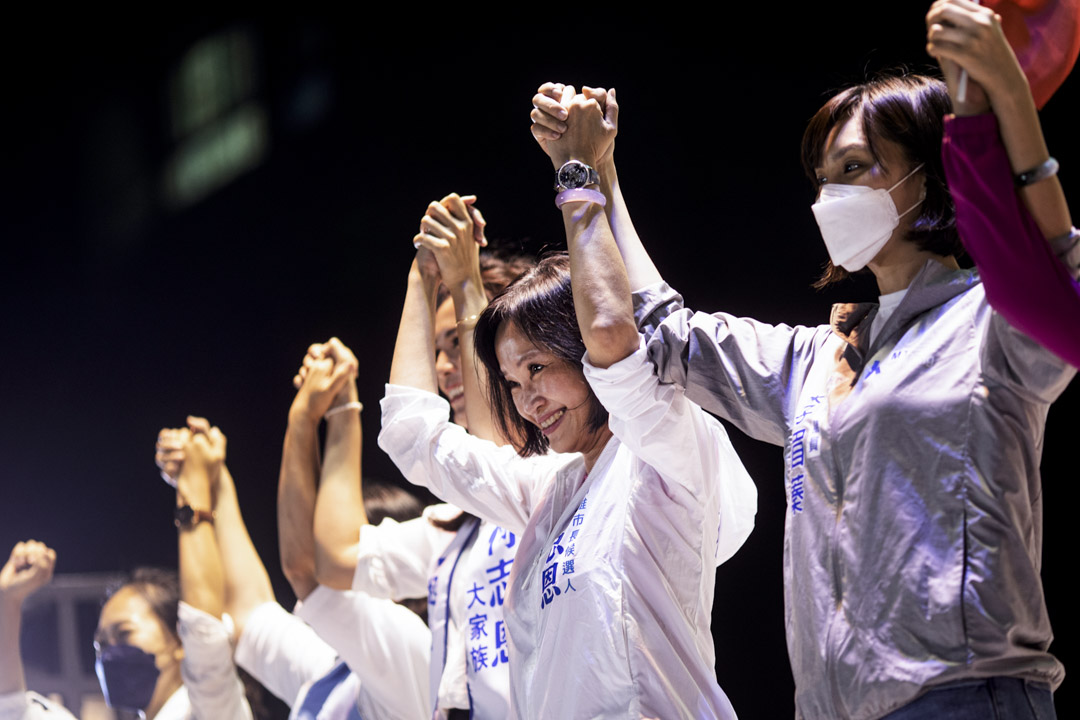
[[543, 89, 639, 368], [927, 0, 1080, 367], [158, 419, 275, 637], [388, 239, 443, 393], [414, 193, 505, 442], [311, 339, 367, 591], [0, 541, 56, 697], [927, 0, 1071, 237], [383, 231, 555, 531], [278, 346, 356, 599], [175, 425, 226, 619], [531, 83, 663, 293]]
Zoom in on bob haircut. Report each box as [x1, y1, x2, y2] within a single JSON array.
[[474, 253, 608, 457], [801, 72, 961, 286]]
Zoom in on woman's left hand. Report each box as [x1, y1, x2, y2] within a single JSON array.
[[926, 0, 1027, 115]]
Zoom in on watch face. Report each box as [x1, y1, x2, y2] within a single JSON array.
[[558, 162, 590, 189], [174, 505, 194, 527]]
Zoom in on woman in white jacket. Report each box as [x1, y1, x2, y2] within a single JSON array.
[[381, 233, 757, 717]]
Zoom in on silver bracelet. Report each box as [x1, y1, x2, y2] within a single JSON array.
[[325, 401, 363, 419], [1015, 157, 1059, 187]]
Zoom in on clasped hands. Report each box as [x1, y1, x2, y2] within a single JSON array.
[[156, 417, 226, 506], [291, 337, 360, 425], [530, 83, 618, 170]]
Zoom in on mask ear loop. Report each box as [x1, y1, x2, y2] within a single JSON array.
[[887, 163, 925, 193], [890, 163, 926, 220]]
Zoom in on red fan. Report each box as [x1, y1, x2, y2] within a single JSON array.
[[983, 0, 1080, 107]]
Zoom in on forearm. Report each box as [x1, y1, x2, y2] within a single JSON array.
[[596, 158, 663, 290], [379, 385, 543, 535], [388, 261, 441, 393], [984, 76, 1072, 239], [177, 476, 225, 618], [563, 199, 639, 368], [213, 467, 274, 638], [0, 600, 25, 695], [277, 415, 320, 600], [449, 276, 502, 443], [313, 398, 364, 591]]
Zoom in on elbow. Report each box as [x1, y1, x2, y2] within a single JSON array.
[[280, 552, 317, 595], [313, 548, 355, 591], [585, 316, 640, 368]]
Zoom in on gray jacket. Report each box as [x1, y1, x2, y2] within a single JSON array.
[[633, 259, 1074, 720]]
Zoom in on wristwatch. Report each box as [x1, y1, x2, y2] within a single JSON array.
[[554, 160, 600, 192], [174, 504, 215, 529]]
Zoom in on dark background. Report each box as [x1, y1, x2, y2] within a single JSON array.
[[3, 9, 1076, 718]]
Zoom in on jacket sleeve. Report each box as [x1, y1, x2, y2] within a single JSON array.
[[632, 281, 822, 447], [378, 385, 566, 536], [353, 509, 456, 600], [583, 339, 758, 565], [177, 602, 253, 720], [295, 586, 430, 720], [945, 112, 1080, 372]]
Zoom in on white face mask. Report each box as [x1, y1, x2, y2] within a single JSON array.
[[811, 163, 925, 272]]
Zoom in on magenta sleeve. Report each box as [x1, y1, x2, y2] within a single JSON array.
[[942, 113, 1080, 367]]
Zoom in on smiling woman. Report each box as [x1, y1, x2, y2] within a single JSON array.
[[473, 255, 610, 461], [381, 248, 758, 718]]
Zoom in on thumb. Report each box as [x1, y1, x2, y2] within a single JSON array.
[[606, 88, 619, 128], [328, 357, 358, 394]]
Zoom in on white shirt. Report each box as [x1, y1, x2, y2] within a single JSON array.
[[176, 602, 252, 720], [155, 686, 193, 720], [234, 599, 346, 719], [378, 340, 758, 719], [294, 586, 431, 720], [354, 507, 515, 719], [868, 287, 909, 346]]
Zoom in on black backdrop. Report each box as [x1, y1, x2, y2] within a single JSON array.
[[3, 9, 1076, 718]]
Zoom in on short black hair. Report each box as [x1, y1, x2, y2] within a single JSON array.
[[801, 72, 960, 286], [473, 253, 608, 457], [106, 567, 181, 640], [362, 479, 423, 526]]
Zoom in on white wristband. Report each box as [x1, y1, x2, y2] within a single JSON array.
[[325, 401, 363, 419]]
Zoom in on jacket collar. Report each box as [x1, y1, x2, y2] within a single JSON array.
[[830, 259, 976, 355]]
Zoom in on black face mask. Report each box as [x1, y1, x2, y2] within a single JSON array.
[[95, 643, 161, 712]]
